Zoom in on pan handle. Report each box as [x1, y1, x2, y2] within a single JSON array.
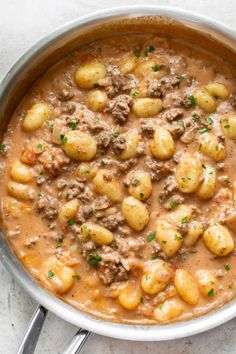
[[17, 304, 48, 354], [61, 328, 91, 354], [17, 304, 90, 354]]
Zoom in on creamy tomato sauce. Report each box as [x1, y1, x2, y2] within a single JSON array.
[[1, 34, 236, 324]]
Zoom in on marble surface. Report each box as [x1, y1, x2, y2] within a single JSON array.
[[1, 0, 236, 353]]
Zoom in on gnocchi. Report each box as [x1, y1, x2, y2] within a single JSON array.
[[23, 102, 50, 132], [58, 199, 79, 225], [150, 126, 175, 160], [63, 131, 97, 161], [154, 299, 184, 322], [195, 269, 218, 298], [198, 132, 226, 161], [220, 114, 236, 138], [197, 165, 216, 200], [194, 88, 217, 113], [141, 260, 172, 295], [75, 62, 107, 89], [132, 98, 162, 117], [80, 222, 113, 246], [175, 153, 203, 193], [10, 161, 33, 183], [127, 170, 152, 200], [174, 269, 199, 305], [156, 219, 183, 257], [121, 196, 149, 231], [93, 169, 122, 202], [203, 224, 234, 256]]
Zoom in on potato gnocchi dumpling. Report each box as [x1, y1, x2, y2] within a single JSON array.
[[127, 170, 152, 200], [118, 283, 141, 310], [203, 224, 234, 256], [141, 260, 172, 295], [156, 219, 183, 257], [132, 98, 162, 117], [121, 196, 149, 231], [198, 132, 226, 161], [175, 153, 203, 193], [75, 62, 107, 89], [197, 165, 216, 200], [80, 222, 113, 246], [10, 161, 33, 183], [220, 114, 236, 138], [63, 130, 97, 161], [195, 269, 218, 298], [194, 88, 217, 113], [174, 269, 199, 305], [39, 256, 76, 294], [154, 299, 184, 322], [93, 169, 123, 202], [23, 102, 50, 132], [150, 126, 174, 160], [118, 129, 139, 160]]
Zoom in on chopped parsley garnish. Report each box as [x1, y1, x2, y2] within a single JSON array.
[[71, 121, 77, 130], [161, 240, 167, 244], [207, 117, 214, 125], [0, 144, 6, 151], [73, 274, 81, 281], [132, 91, 139, 97], [181, 216, 188, 225], [113, 131, 120, 137], [144, 46, 155, 57], [140, 296, 144, 304], [89, 255, 102, 265], [159, 304, 164, 310], [199, 127, 208, 134], [86, 234, 91, 240], [152, 64, 161, 72], [147, 231, 156, 242], [152, 255, 158, 259], [168, 199, 180, 209], [68, 219, 75, 226], [93, 83, 99, 88], [224, 264, 231, 271], [181, 177, 188, 183], [189, 250, 197, 254], [133, 179, 140, 185], [60, 134, 68, 145], [37, 143, 43, 149], [224, 124, 230, 129], [140, 193, 144, 199], [134, 49, 141, 58], [178, 75, 185, 81], [202, 164, 206, 169], [188, 95, 196, 108], [174, 233, 183, 240], [48, 270, 54, 279], [81, 224, 87, 232], [207, 288, 215, 297]]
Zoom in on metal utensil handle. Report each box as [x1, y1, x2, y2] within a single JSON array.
[[61, 328, 91, 354], [17, 304, 90, 354], [17, 304, 48, 354]]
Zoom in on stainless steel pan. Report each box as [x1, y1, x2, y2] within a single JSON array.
[[1, 5, 236, 353]]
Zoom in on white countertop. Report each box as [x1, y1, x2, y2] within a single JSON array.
[[1, 0, 236, 353]]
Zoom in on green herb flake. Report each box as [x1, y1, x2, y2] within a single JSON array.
[[178, 75, 185, 81], [168, 199, 180, 209], [159, 304, 164, 310], [0, 144, 6, 151], [89, 255, 102, 265], [140, 193, 144, 199], [37, 143, 43, 149], [147, 231, 156, 242], [188, 95, 196, 108], [140, 296, 144, 304], [181, 177, 188, 183], [73, 274, 81, 281], [68, 219, 75, 226], [86, 234, 91, 240], [189, 250, 197, 254], [60, 134, 68, 145], [199, 127, 208, 134], [224, 124, 230, 129], [113, 131, 121, 137], [181, 216, 188, 225], [174, 233, 183, 240], [224, 264, 231, 271], [152, 255, 158, 259], [133, 179, 140, 185], [48, 270, 54, 279], [132, 91, 139, 97], [134, 49, 141, 58], [152, 64, 161, 72], [207, 117, 214, 125], [144, 46, 155, 57], [207, 288, 215, 297], [93, 83, 99, 88], [161, 240, 167, 244], [81, 224, 87, 232], [71, 121, 77, 130]]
